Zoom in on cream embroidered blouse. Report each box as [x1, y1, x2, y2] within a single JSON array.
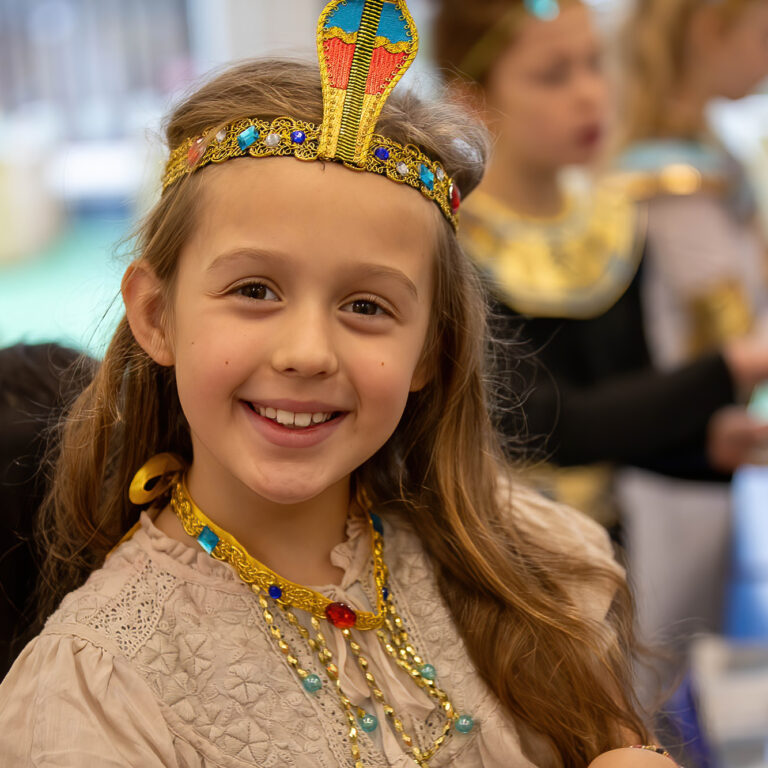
[[0, 486, 621, 767]]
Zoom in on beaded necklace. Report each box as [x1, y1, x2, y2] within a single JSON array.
[[170, 479, 475, 767]]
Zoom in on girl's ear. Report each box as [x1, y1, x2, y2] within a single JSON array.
[[409, 371, 428, 393], [410, 350, 434, 392], [122, 260, 175, 366], [688, 4, 724, 56]]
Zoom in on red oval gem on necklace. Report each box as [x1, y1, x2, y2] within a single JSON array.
[[325, 602, 357, 629]]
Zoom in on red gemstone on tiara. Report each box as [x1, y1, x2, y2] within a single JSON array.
[[325, 602, 356, 629], [187, 138, 205, 167], [450, 182, 461, 214]]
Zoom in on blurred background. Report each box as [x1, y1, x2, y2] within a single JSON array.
[[1, 1, 768, 765], [1, 0, 765, 355]]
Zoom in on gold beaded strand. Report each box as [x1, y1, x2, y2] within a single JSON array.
[[168, 475, 474, 767]]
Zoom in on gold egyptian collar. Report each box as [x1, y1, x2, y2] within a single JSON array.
[[460, 183, 644, 319]]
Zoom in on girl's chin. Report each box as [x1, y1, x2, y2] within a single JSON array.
[[560, 148, 600, 167], [241, 471, 342, 506]]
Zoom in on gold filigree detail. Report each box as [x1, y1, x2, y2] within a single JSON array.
[[163, 116, 459, 230]]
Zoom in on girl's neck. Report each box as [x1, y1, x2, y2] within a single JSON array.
[[479, 148, 564, 218], [156, 457, 350, 587]]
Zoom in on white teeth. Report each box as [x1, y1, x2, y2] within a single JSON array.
[[252, 404, 336, 428], [275, 409, 294, 426]]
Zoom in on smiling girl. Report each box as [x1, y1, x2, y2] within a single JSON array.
[[0, 2, 672, 766]]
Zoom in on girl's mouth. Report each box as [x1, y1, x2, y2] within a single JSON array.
[[244, 401, 343, 429]]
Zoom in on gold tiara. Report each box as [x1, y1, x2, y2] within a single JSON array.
[[162, 0, 462, 229]]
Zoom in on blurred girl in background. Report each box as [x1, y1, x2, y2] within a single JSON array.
[[611, 0, 768, 696], [432, 0, 768, 525], [617, 0, 768, 369]]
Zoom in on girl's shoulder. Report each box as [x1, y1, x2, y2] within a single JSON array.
[[500, 477, 618, 564], [44, 524, 175, 657], [44, 512, 248, 659], [498, 476, 624, 623], [380, 476, 619, 577]]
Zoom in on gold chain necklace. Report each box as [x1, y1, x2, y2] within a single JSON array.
[[170, 479, 476, 767], [171, 479, 387, 630]]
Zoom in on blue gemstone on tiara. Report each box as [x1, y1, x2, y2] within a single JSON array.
[[197, 525, 219, 554], [419, 164, 435, 191], [374, 146, 390, 161], [382, 586, 389, 600], [291, 130, 306, 144], [524, 0, 560, 20], [268, 584, 283, 599], [237, 126, 259, 150]]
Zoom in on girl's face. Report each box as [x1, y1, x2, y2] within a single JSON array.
[[165, 158, 436, 505], [484, 3, 607, 169], [704, 2, 768, 100]]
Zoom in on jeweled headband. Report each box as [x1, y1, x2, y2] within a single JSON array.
[[163, 0, 462, 229]]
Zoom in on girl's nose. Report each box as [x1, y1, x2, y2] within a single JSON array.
[[269, 304, 339, 378], [577, 69, 606, 110]]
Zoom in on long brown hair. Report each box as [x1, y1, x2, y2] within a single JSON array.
[[619, 0, 758, 143], [39, 58, 648, 766]]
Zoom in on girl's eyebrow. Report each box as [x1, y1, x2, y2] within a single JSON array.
[[344, 264, 419, 299], [206, 248, 288, 273], [206, 248, 419, 299]]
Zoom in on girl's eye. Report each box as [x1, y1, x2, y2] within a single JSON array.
[[587, 52, 603, 73], [234, 282, 278, 301], [536, 66, 569, 86], [342, 298, 388, 316]]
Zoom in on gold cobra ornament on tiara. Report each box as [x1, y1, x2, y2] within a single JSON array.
[[162, 0, 462, 229]]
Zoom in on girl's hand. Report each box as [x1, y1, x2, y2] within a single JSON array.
[[707, 405, 768, 472], [723, 335, 768, 393], [588, 748, 679, 768]]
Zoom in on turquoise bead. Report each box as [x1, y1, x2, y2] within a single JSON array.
[[419, 663, 436, 681], [358, 713, 379, 733], [456, 714, 475, 734], [302, 674, 322, 693]]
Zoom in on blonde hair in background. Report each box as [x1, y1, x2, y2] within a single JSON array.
[[619, 0, 757, 144], [38, 59, 649, 766]]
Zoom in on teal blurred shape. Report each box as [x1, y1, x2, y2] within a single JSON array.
[[524, 0, 560, 20], [0, 219, 128, 359]]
